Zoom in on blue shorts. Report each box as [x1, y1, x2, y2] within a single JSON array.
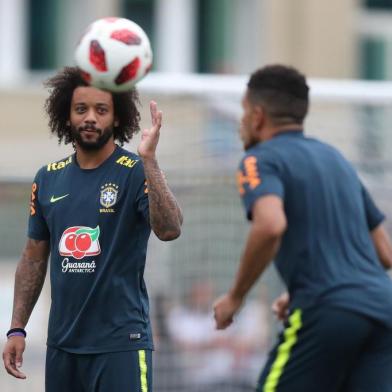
[[45, 347, 152, 392], [258, 306, 392, 392]]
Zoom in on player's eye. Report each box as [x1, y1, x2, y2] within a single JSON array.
[[97, 107, 108, 114], [75, 106, 86, 114]]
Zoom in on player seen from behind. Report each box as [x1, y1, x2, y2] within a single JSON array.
[[214, 64, 392, 392]]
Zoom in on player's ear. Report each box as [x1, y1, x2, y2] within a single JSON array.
[[114, 118, 119, 127], [66, 120, 71, 127], [252, 105, 265, 131]]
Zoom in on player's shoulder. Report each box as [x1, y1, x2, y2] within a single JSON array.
[[113, 147, 147, 184], [241, 142, 280, 166], [35, 154, 74, 180], [114, 146, 142, 169], [306, 135, 351, 164], [113, 146, 145, 175], [265, 132, 343, 162], [46, 155, 73, 172]]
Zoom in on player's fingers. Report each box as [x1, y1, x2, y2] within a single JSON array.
[[215, 317, 224, 329], [3, 349, 14, 372], [214, 308, 232, 330], [3, 352, 26, 379], [155, 110, 162, 130], [272, 303, 286, 321], [213, 308, 222, 328], [278, 306, 289, 321], [150, 100, 158, 124], [216, 316, 233, 330], [141, 129, 149, 140], [276, 311, 285, 321], [150, 102, 162, 132], [15, 349, 23, 369], [271, 301, 282, 315], [280, 292, 290, 305], [272, 292, 289, 315]]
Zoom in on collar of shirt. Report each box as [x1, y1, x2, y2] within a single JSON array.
[[273, 129, 304, 138]]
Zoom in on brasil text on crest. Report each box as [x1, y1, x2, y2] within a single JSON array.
[[100, 183, 119, 213]]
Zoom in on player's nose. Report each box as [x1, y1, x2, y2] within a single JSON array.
[[84, 108, 97, 124]]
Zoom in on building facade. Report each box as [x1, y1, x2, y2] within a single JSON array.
[[0, 0, 392, 86]]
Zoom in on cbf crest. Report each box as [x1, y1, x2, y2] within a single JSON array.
[[100, 183, 119, 213]]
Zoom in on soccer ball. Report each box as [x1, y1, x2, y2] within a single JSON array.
[[74, 17, 153, 92]]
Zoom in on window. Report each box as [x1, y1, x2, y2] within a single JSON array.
[[360, 37, 386, 79], [197, 0, 234, 73], [28, 0, 59, 70], [359, 0, 392, 80], [122, 0, 155, 56], [364, 0, 392, 9]]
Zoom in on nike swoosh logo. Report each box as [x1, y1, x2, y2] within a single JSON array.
[[50, 194, 69, 203]]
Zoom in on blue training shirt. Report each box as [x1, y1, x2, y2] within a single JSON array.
[[28, 145, 154, 353], [237, 130, 392, 327]]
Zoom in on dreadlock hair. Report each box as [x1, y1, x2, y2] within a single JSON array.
[[247, 64, 309, 126], [44, 66, 141, 146]]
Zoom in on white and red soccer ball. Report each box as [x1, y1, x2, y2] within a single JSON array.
[[74, 17, 153, 92]]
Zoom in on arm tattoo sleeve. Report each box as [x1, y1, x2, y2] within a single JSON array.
[[11, 239, 49, 328], [142, 158, 183, 241]]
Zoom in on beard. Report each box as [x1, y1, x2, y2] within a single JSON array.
[[240, 130, 259, 151], [244, 138, 260, 151], [71, 124, 114, 151]]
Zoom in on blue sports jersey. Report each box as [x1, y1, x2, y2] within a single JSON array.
[[28, 145, 154, 353], [237, 130, 392, 327]]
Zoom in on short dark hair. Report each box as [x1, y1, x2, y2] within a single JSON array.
[[247, 65, 309, 125], [44, 67, 141, 145]]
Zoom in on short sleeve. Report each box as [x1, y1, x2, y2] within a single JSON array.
[[237, 151, 284, 220], [28, 168, 50, 240], [361, 182, 385, 230]]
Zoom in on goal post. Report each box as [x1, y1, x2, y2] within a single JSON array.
[[136, 72, 392, 294]]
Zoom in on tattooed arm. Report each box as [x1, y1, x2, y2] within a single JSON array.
[[142, 157, 183, 240], [138, 101, 183, 241], [3, 238, 49, 379], [11, 239, 49, 327]]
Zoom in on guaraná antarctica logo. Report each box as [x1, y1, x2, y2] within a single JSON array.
[[59, 226, 101, 273]]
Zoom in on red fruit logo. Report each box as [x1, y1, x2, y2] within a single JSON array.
[[59, 226, 101, 260], [89, 40, 107, 72]]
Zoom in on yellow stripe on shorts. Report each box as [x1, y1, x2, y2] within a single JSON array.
[[138, 350, 148, 392], [263, 309, 302, 392]]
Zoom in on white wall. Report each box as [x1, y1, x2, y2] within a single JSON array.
[[155, 0, 197, 73], [0, 0, 27, 85], [57, 0, 122, 67]]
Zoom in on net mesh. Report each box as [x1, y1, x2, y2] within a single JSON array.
[[1, 74, 392, 391]]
